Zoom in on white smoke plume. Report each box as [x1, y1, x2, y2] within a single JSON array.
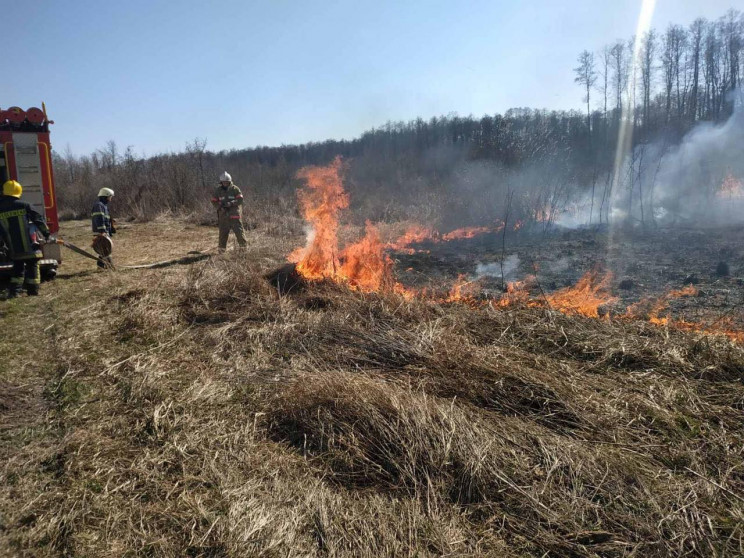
[[476, 254, 521, 280], [649, 89, 744, 225]]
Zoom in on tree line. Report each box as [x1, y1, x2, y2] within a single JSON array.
[[53, 8, 743, 229], [574, 8, 742, 136]]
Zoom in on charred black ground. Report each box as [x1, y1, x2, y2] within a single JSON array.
[[393, 224, 744, 328]]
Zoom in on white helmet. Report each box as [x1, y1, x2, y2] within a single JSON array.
[[98, 187, 114, 197], [219, 172, 232, 183]]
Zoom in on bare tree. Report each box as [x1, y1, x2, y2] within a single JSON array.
[[721, 9, 742, 107], [574, 50, 598, 131], [609, 41, 627, 117], [662, 25, 687, 122], [639, 30, 657, 131], [185, 138, 208, 191], [688, 18, 706, 121], [704, 24, 722, 119], [597, 45, 612, 122]]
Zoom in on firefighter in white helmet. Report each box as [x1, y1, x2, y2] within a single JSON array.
[[91, 187, 116, 268], [211, 172, 247, 252]]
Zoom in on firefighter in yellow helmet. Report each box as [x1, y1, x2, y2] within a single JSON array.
[[211, 172, 247, 252], [0, 180, 50, 298]]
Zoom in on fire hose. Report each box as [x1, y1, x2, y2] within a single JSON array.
[[56, 239, 102, 262], [55, 239, 211, 270]]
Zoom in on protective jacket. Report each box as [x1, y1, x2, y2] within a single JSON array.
[[0, 195, 50, 260], [211, 183, 244, 219], [92, 199, 115, 235]]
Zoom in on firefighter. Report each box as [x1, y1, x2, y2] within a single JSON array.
[[91, 188, 116, 268], [211, 172, 247, 252], [0, 180, 50, 298]]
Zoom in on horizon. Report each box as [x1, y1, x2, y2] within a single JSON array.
[[3, 0, 740, 156]]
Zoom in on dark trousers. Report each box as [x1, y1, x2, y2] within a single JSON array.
[[9, 258, 40, 294]]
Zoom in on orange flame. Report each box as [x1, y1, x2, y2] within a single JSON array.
[[388, 224, 497, 254], [623, 285, 743, 342], [339, 221, 394, 292], [535, 206, 553, 223], [441, 226, 491, 241], [495, 278, 532, 307], [290, 158, 395, 292], [544, 270, 617, 318], [625, 286, 695, 322], [286, 161, 742, 343], [717, 172, 744, 199], [387, 225, 438, 254], [446, 275, 481, 302], [626, 285, 698, 325], [290, 157, 348, 279]]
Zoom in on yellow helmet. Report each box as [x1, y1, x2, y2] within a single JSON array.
[[2, 180, 22, 198]]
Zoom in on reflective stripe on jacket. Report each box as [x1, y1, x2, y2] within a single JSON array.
[[91, 201, 112, 234], [212, 183, 244, 219], [0, 195, 49, 260]]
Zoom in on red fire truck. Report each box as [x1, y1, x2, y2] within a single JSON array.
[[0, 104, 62, 277]]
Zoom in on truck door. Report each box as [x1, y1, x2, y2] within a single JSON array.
[[11, 133, 46, 220]]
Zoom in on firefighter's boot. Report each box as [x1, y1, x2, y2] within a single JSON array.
[[8, 262, 25, 299], [6, 285, 22, 299], [23, 259, 41, 294]]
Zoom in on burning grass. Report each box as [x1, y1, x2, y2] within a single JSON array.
[[287, 158, 744, 342]]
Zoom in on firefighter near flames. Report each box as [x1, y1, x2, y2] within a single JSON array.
[[211, 171, 247, 252]]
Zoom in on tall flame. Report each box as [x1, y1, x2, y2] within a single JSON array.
[[290, 157, 348, 279], [290, 158, 395, 292]]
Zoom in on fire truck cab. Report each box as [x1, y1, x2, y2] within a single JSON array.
[[0, 104, 62, 278]]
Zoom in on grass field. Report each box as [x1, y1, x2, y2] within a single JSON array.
[[1, 217, 743, 557]]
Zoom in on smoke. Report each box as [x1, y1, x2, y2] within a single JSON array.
[[348, 92, 744, 232], [476, 254, 520, 280], [648, 89, 744, 225], [440, 156, 578, 230]]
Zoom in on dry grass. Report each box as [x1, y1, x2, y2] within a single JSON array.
[[1, 219, 743, 557]]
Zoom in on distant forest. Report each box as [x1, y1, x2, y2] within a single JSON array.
[[55, 8, 743, 229]]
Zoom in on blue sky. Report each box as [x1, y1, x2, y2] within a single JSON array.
[[3, 0, 739, 155]]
